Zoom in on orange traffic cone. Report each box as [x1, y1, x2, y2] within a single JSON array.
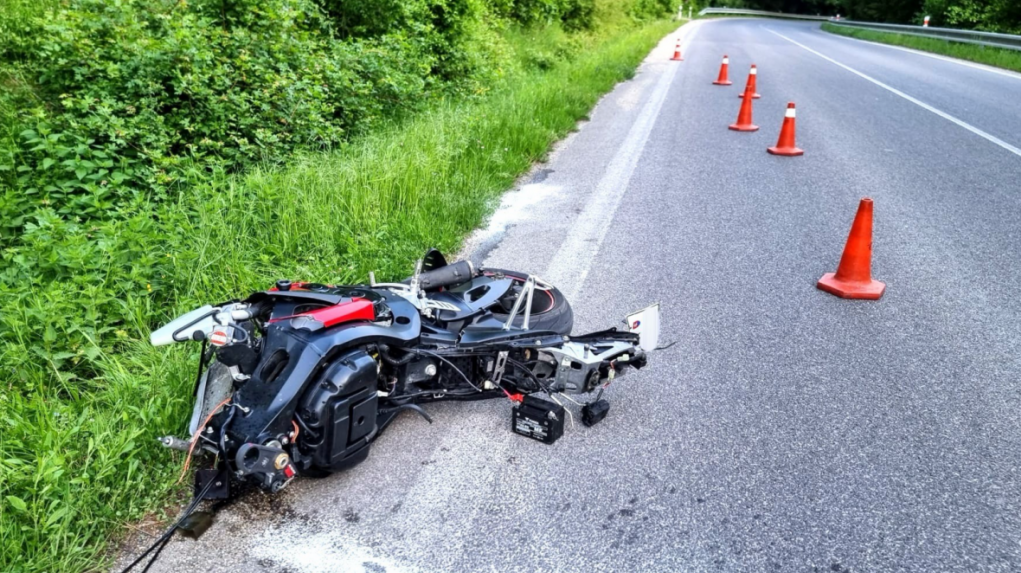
[[671, 42, 683, 61], [713, 55, 732, 85], [817, 198, 886, 300], [729, 89, 759, 131], [738, 64, 761, 99], [767, 102, 803, 156]]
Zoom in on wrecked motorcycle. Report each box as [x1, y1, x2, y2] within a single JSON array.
[[151, 250, 659, 497]]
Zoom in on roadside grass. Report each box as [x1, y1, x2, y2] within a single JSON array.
[[822, 22, 1021, 73], [0, 18, 678, 573]]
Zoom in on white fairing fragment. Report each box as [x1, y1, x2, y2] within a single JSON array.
[[150, 305, 217, 346], [626, 303, 661, 352]]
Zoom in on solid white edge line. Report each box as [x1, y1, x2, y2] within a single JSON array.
[[766, 28, 1021, 159], [820, 26, 1021, 82], [542, 20, 703, 300]]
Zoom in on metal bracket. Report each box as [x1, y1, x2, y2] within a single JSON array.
[[492, 351, 509, 386], [502, 275, 537, 331]]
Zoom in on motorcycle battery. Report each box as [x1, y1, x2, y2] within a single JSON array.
[[512, 395, 565, 444]]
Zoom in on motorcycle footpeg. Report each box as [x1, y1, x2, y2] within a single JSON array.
[[581, 399, 610, 427]]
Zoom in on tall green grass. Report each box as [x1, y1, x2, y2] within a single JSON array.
[[822, 22, 1021, 73], [0, 18, 678, 573]]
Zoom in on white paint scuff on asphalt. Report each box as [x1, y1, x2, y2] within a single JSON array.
[[249, 526, 421, 573], [467, 182, 562, 250], [542, 20, 704, 300], [766, 27, 1021, 159]]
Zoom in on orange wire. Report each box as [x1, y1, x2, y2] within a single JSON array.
[[177, 397, 232, 484], [290, 420, 300, 443]]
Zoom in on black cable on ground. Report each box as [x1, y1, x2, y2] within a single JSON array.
[[140, 533, 173, 573], [119, 477, 217, 573]]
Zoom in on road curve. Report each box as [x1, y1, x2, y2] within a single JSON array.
[[122, 18, 1021, 573]]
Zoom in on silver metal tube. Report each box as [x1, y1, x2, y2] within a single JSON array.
[[502, 275, 536, 331]]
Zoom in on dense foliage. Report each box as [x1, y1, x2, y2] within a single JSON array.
[[706, 0, 1021, 31], [0, 0, 676, 571], [0, 0, 473, 242]]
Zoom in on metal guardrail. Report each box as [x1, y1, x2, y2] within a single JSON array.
[[827, 20, 1021, 52], [696, 7, 1021, 53], [697, 7, 829, 21]]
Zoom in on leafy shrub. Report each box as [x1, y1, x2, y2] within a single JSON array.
[[922, 0, 1021, 33], [316, 0, 498, 83], [485, 0, 599, 29], [0, 0, 443, 240], [628, 0, 674, 19]]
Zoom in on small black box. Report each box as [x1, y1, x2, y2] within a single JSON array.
[[512, 395, 565, 444], [581, 399, 610, 427]]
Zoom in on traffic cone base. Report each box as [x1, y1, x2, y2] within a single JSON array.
[[739, 92, 761, 99], [767, 145, 803, 156], [714, 79, 733, 85], [817, 273, 886, 300], [817, 197, 885, 300], [729, 123, 759, 132]]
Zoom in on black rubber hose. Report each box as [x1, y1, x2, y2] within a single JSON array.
[[376, 343, 416, 366]]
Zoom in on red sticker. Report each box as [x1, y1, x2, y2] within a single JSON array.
[[210, 330, 229, 346]]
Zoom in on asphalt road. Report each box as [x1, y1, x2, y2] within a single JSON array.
[[123, 18, 1021, 573]]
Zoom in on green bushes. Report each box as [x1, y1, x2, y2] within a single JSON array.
[[0, 0, 654, 244], [921, 0, 1021, 33], [0, 0, 439, 240]]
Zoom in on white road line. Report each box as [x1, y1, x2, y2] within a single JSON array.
[[543, 21, 703, 299], [823, 30, 1021, 82], [766, 28, 1021, 159]]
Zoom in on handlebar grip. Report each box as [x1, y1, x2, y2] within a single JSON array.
[[417, 261, 475, 290]]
